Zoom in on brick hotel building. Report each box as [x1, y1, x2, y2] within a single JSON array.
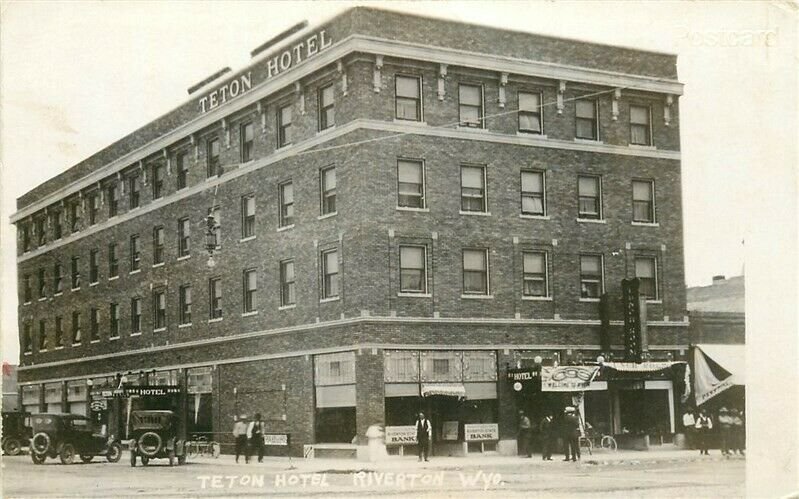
[[13, 8, 688, 457]]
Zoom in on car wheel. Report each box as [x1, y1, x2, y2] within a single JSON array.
[[60, 443, 76, 465], [106, 442, 122, 463], [137, 432, 162, 458], [80, 454, 94, 463], [130, 449, 137, 467], [168, 449, 175, 466], [3, 438, 22, 456], [31, 452, 46, 464], [31, 432, 50, 455]]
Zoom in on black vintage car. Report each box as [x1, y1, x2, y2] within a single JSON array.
[[129, 410, 186, 466], [2, 411, 32, 455], [29, 413, 122, 464]]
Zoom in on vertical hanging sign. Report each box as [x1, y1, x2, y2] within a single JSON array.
[[621, 278, 642, 362]]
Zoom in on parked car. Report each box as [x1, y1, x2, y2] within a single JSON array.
[[29, 413, 121, 464], [2, 411, 32, 456], [129, 410, 186, 466]]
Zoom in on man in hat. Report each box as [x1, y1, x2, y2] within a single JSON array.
[[517, 410, 532, 458], [232, 414, 249, 463], [415, 411, 432, 462], [717, 407, 733, 456], [730, 408, 745, 455], [539, 413, 555, 461], [561, 406, 580, 462], [695, 408, 713, 455], [247, 413, 265, 463]]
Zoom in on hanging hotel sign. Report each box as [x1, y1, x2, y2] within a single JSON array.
[[541, 366, 600, 392], [464, 423, 499, 442], [198, 30, 333, 114], [384, 426, 418, 445]]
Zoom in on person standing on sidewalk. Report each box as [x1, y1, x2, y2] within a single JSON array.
[[517, 410, 532, 458], [731, 408, 745, 455], [232, 414, 249, 463], [415, 412, 432, 462], [682, 409, 696, 449], [539, 413, 554, 461], [717, 407, 732, 456], [562, 406, 580, 462], [247, 413, 265, 463], [695, 408, 713, 455]]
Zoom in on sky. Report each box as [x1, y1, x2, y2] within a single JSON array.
[[0, 0, 794, 364]]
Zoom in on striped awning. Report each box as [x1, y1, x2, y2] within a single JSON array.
[[602, 361, 684, 372], [421, 383, 466, 398]]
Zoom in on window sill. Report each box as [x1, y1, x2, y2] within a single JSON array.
[[71, 287, 81, 292], [455, 125, 487, 132], [277, 224, 295, 232], [240, 236, 256, 243], [579, 298, 601, 302], [242, 311, 259, 317], [152, 262, 165, 268], [646, 300, 663, 305], [23, 351, 32, 356], [177, 255, 191, 261], [393, 118, 427, 125], [108, 276, 119, 281], [55, 346, 65, 350], [54, 292, 63, 297], [129, 269, 142, 275], [396, 206, 429, 213], [517, 131, 547, 139], [574, 138, 603, 144], [279, 304, 296, 311], [318, 212, 337, 221], [89, 282, 98, 287], [109, 336, 120, 341], [23, 301, 31, 306], [71, 342, 82, 347], [320, 296, 340, 303], [178, 323, 192, 329], [632, 221, 659, 227], [130, 332, 142, 337], [628, 144, 656, 150], [520, 214, 549, 220], [208, 317, 223, 324], [398, 293, 432, 298], [459, 211, 491, 217], [90, 340, 100, 344], [38, 297, 48, 302], [153, 327, 167, 333], [522, 296, 553, 301], [576, 218, 606, 224], [39, 349, 48, 353], [461, 294, 494, 299]]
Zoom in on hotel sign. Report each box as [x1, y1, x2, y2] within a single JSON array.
[[198, 30, 333, 114]]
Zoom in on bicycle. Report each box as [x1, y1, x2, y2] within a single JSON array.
[[185, 435, 221, 458], [599, 434, 617, 451]]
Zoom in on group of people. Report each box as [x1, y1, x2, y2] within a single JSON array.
[[518, 406, 582, 462], [682, 406, 745, 456], [231, 413, 265, 463]]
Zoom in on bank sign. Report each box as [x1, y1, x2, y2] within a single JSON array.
[[198, 30, 333, 114], [464, 423, 499, 442], [384, 426, 418, 446]]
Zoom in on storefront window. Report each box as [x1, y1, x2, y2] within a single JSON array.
[[420, 351, 462, 382], [44, 382, 63, 413], [188, 367, 213, 438], [22, 385, 41, 414], [66, 380, 88, 415], [315, 352, 356, 443]]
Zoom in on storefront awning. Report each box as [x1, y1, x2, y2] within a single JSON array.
[[694, 344, 745, 406], [602, 361, 684, 373], [421, 383, 466, 398]]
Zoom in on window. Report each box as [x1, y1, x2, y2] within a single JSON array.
[[240, 122, 254, 162], [279, 181, 294, 227], [521, 170, 545, 216], [329, 361, 342, 378], [459, 84, 483, 128], [399, 246, 427, 293], [109, 303, 119, 338], [71, 256, 81, 289], [108, 243, 118, 277], [580, 254, 604, 299], [461, 165, 486, 212], [88, 194, 99, 225], [22, 224, 31, 252], [320, 166, 336, 215], [179, 285, 192, 325], [318, 84, 335, 130], [89, 249, 99, 283], [129, 235, 140, 271], [53, 264, 63, 294], [54, 317, 64, 348], [635, 257, 658, 300], [578, 175, 602, 219], [243, 269, 257, 313], [178, 218, 190, 257], [38, 268, 46, 299], [397, 159, 425, 208], [321, 249, 339, 299], [630, 105, 652, 146], [575, 99, 598, 140], [523, 252, 548, 297], [130, 298, 141, 333], [23, 322, 32, 353], [277, 105, 292, 148], [23, 274, 32, 302], [153, 289, 166, 329], [69, 201, 80, 233], [433, 359, 449, 375], [395, 75, 422, 121], [153, 226, 165, 264], [36, 218, 46, 246], [90, 308, 99, 341], [152, 163, 165, 200], [209, 278, 222, 319], [176, 151, 189, 189], [51, 211, 62, 240], [129, 175, 141, 208], [280, 260, 295, 307], [632, 180, 655, 223], [518, 91, 543, 133], [241, 195, 255, 238], [207, 137, 221, 178], [462, 249, 489, 295], [71, 311, 82, 345], [208, 206, 221, 248], [108, 185, 119, 217], [39, 320, 47, 351]]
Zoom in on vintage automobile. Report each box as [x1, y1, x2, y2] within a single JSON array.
[[29, 413, 122, 464], [129, 410, 186, 466], [2, 411, 32, 455]]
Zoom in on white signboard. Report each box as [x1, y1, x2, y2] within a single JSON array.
[[464, 423, 499, 442], [442, 421, 459, 441], [263, 433, 289, 446], [384, 426, 418, 446]]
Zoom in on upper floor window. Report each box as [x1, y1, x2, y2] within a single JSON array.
[[153, 289, 166, 330], [575, 99, 598, 140], [129, 175, 141, 209], [399, 245, 427, 294], [179, 285, 192, 325], [632, 180, 655, 223], [108, 185, 119, 217], [21, 224, 31, 252], [130, 298, 141, 333], [153, 226, 165, 264], [207, 137, 221, 178], [635, 257, 658, 300], [518, 91, 543, 134], [23, 322, 32, 354], [521, 170, 545, 216], [23, 274, 32, 302], [209, 277, 223, 319], [89, 249, 99, 284], [51, 211, 63, 240], [578, 175, 602, 220], [280, 260, 295, 307], [178, 218, 191, 257], [108, 243, 118, 278], [277, 105, 292, 148], [69, 201, 80, 233], [580, 254, 604, 299], [630, 105, 652, 146], [71, 311, 82, 345], [109, 303, 119, 338], [395, 75, 422, 121], [36, 218, 46, 246], [279, 181, 294, 227], [176, 151, 189, 190], [321, 249, 339, 299], [397, 159, 425, 209], [90, 307, 100, 341], [71, 256, 81, 289], [88, 193, 100, 226], [152, 163, 165, 200], [320, 166, 336, 215], [129, 235, 141, 271], [461, 165, 487, 212], [54, 316, 64, 348], [53, 263, 63, 294], [208, 206, 221, 248], [241, 195, 255, 239], [523, 251, 548, 297], [39, 319, 48, 351], [462, 249, 489, 295], [318, 84, 335, 131], [243, 269, 257, 313], [240, 122, 254, 162], [459, 84, 484, 128], [37, 268, 46, 299]]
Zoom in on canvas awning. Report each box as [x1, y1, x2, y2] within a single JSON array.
[[694, 344, 745, 405], [421, 383, 466, 398], [602, 361, 684, 373]]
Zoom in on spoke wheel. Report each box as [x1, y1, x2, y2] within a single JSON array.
[[107, 442, 122, 463], [60, 443, 76, 465], [3, 438, 22, 456]]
